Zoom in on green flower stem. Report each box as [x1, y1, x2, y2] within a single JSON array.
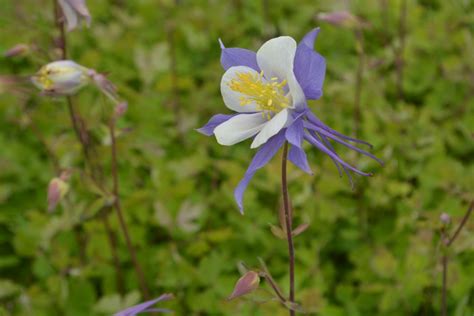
[[52, 0, 131, 297], [441, 201, 473, 316], [281, 142, 295, 316]]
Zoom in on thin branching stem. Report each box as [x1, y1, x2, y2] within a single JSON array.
[[52, 0, 127, 296], [281, 142, 295, 316], [446, 201, 474, 247], [440, 201, 473, 316], [260, 273, 286, 304]]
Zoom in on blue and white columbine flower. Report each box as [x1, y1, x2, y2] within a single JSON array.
[[198, 28, 382, 213]]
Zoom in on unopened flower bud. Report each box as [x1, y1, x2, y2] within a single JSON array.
[[47, 177, 70, 212], [227, 271, 260, 300], [4, 44, 29, 58], [31, 60, 90, 96], [58, 0, 91, 32], [114, 102, 128, 118], [88, 70, 119, 103], [440, 213, 451, 225], [317, 11, 364, 29]]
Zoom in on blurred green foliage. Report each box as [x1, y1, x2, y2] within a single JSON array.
[[0, 0, 473, 315]]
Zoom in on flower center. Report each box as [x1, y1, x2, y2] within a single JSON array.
[[228, 71, 290, 116]]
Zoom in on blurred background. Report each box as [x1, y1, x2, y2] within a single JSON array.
[[0, 0, 473, 315]]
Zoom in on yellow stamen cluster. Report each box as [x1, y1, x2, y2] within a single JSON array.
[[228, 71, 289, 118]]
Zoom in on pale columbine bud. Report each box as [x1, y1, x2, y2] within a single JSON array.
[[440, 213, 451, 225], [114, 102, 128, 118], [31, 60, 90, 96], [227, 271, 260, 300], [57, 0, 91, 32], [317, 11, 365, 29], [47, 173, 70, 212], [4, 44, 30, 58]]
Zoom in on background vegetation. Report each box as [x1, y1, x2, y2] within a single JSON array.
[[0, 0, 473, 315]]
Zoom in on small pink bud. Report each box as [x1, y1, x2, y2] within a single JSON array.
[[4, 44, 29, 58], [440, 213, 451, 225], [88, 70, 119, 103], [227, 271, 260, 300], [114, 102, 128, 118], [317, 11, 365, 28], [47, 177, 70, 212]]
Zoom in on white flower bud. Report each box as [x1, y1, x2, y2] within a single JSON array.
[[31, 60, 90, 96]]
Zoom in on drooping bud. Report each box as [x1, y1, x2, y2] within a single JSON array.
[[57, 0, 91, 32], [4, 44, 30, 58], [227, 271, 260, 300], [31, 60, 90, 96], [114, 102, 128, 118], [47, 175, 70, 212], [88, 70, 120, 103], [317, 11, 366, 29], [440, 213, 451, 225]]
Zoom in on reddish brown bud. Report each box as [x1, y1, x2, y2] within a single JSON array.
[[227, 271, 260, 300], [4, 44, 29, 58], [47, 177, 70, 212], [317, 11, 367, 29], [88, 70, 119, 103], [114, 102, 128, 118]]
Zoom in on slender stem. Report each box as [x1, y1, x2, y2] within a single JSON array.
[[446, 201, 474, 247], [53, 0, 125, 295], [261, 273, 286, 303], [102, 211, 125, 295], [66, 98, 92, 170], [53, 0, 67, 59], [281, 142, 295, 316], [440, 201, 473, 316], [109, 118, 150, 299]]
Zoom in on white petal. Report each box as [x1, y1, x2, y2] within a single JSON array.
[[286, 72, 306, 110], [256, 36, 306, 109], [58, 0, 78, 31], [251, 109, 291, 149], [221, 66, 259, 113], [257, 36, 296, 81], [214, 113, 266, 146]]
